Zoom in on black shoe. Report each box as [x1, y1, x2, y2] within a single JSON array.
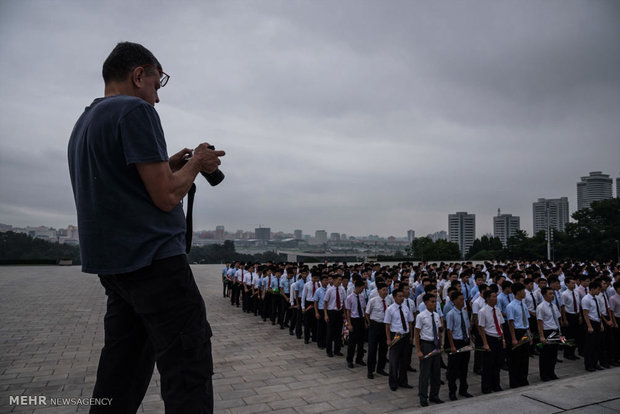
[[280, 326, 285, 330], [420, 400, 429, 407], [459, 392, 474, 398], [407, 366, 417, 372], [334, 352, 344, 356], [610, 361, 620, 367], [473, 369, 482, 375], [347, 362, 354, 368], [327, 352, 334, 357], [296, 335, 302, 339], [586, 367, 596, 372], [289, 331, 294, 335], [367, 373, 374, 379], [429, 397, 444, 404], [449, 393, 457, 401], [493, 387, 503, 392], [601, 364, 611, 369], [556, 358, 563, 363], [482, 390, 492, 394], [390, 385, 398, 391], [595, 365, 604, 370], [356, 360, 367, 366], [304, 339, 309, 344], [283, 323, 289, 328], [551, 375, 559, 380], [399, 383, 413, 389], [440, 380, 445, 385], [377, 370, 389, 376]]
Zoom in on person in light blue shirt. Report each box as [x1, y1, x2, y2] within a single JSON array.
[[313, 274, 329, 349], [505, 282, 530, 388], [497, 281, 513, 317], [221, 262, 230, 298]]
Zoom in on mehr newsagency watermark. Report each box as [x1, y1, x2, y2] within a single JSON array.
[[9, 395, 112, 407]]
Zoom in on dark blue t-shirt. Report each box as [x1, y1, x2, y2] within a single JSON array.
[[68, 95, 185, 274]]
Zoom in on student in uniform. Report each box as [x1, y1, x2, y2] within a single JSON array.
[[523, 277, 540, 355], [537, 287, 562, 381], [293, 270, 307, 338], [471, 283, 488, 375], [279, 270, 292, 330], [596, 276, 616, 368], [222, 262, 230, 298], [506, 282, 530, 388], [324, 274, 346, 357], [345, 280, 368, 368], [242, 263, 253, 313], [609, 281, 620, 365], [445, 291, 473, 401], [261, 268, 274, 321], [561, 275, 582, 360], [385, 288, 413, 392], [301, 273, 320, 343], [313, 274, 329, 349], [365, 282, 390, 379], [415, 293, 443, 406], [477, 290, 505, 394]]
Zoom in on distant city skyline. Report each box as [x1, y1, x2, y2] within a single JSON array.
[[1, 2, 619, 239]]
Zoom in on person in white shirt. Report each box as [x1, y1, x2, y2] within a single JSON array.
[[384, 288, 413, 392], [477, 289, 505, 394], [365, 282, 390, 379], [415, 294, 444, 406], [536, 287, 561, 381], [471, 283, 488, 375], [560, 275, 582, 360]]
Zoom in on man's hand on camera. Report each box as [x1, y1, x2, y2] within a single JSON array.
[[193, 143, 225, 174], [169, 148, 193, 172]]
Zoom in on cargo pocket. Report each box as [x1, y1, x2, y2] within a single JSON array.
[[179, 327, 214, 391]]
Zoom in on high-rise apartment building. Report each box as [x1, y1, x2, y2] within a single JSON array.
[[577, 171, 613, 210], [493, 209, 520, 247], [215, 225, 224, 240], [330, 233, 341, 241], [448, 212, 476, 258], [532, 197, 569, 234], [616, 176, 620, 198], [315, 230, 327, 243], [255, 227, 271, 241], [294, 229, 303, 240], [407, 229, 415, 243]]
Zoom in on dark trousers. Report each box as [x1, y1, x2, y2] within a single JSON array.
[[446, 339, 470, 394], [481, 335, 502, 393], [326, 310, 343, 355], [242, 287, 251, 312], [230, 282, 241, 306], [279, 298, 290, 328], [419, 340, 440, 401], [262, 293, 272, 320], [472, 327, 483, 373], [303, 302, 315, 341], [600, 319, 614, 366], [295, 305, 304, 338], [508, 328, 529, 388], [529, 315, 539, 354], [222, 278, 228, 297], [367, 321, 387, 374], [539, 329, 558, 380], [289, 306, 297, 335], [271, 294, 281, 324], [346, 318, 365, 363], [316, 310, 327, 348], [563, 313, 581, 358], [584, 320, 602, 370], [94, 255, 213, 414], [388, 332, 408, 389]]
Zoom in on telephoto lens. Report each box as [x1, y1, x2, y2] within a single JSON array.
[[203, 145, 225, 186]]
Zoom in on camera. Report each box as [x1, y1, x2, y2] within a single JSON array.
[[185, 145, 225, 186]]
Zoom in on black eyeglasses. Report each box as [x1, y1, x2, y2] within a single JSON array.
[[141, 64, 170, 87]]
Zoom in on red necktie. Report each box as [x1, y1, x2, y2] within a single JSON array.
[[603, 294, 610, 313], [241, 269, 244, 282], [313, 283, 316, 296], [336, 287, 341, 310], [572, 290, 577, 313], [382, 299, 386, 311], [492, 306, 503, 337], [268, 275, 271, 289]]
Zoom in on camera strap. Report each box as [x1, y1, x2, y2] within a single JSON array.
[[185, 183, 196, 254]]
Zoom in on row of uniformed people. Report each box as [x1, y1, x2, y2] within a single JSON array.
[[220, 261, 618, 407]]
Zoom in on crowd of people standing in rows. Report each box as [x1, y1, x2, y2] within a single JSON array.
[[221, 259, 620, 407]]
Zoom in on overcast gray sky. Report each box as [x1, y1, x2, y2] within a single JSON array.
[[1, 0, 619, 238]]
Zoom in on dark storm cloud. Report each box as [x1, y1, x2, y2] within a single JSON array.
[[1, 0, 619, 238]]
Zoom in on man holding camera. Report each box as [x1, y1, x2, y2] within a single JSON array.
[[68, 42, 224, 413]]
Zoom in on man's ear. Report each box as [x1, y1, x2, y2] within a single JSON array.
[[131, 66, 145, 88]]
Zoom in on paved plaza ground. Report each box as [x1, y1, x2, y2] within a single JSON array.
[[1, 265, 619, 413]]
